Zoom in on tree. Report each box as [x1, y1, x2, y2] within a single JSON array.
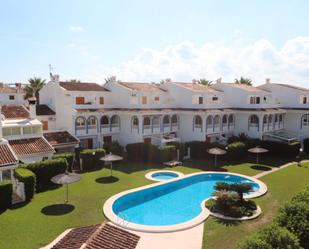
[[24, 77, 46, 103], [197, 78, 212, 86], [235, 77, 252, 86], [231, 183, 253, 202], [214, 182, 232, 192]]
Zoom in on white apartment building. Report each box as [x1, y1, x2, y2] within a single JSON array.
[[0, 83, 26, 105], [38, 75, 309, 149]]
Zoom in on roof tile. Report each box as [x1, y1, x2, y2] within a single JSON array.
[[1, 105, 30, 119], [59, 82, 108, 92], [9, 137, 54, 156], [0, 144, 18, 167], [43, 131, 79, 146]]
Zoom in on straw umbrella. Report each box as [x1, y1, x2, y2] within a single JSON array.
[[207, 147, 227, 167], [100, 152, 123, 176], [248, 147, 269, 164], [51, 172, 81, 203]]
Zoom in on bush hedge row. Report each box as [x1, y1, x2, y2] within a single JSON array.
[[80, 148, 106, 171], [126, 143, 176, 162], [14, 168, 36, 201], [227, 142, 247, 161], [19, 158, 68, 191], [260, 140, 301, 158], [103, 142, 124, 156], [0, 180, 12, 210], [185, 141, 225, 159], [53, 153, 74, 171], [303, 138, 309, 154]]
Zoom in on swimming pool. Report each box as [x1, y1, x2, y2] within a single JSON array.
[[104, 172, 267, 232], [145, 170, 184, 181]]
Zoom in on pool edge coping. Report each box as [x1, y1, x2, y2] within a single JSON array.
[[145, 170, 185, 182], [103, 171, 267, 233]]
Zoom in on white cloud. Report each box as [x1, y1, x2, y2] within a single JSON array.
[[83, 37, 309, 87], [68, 26, 84, 32]]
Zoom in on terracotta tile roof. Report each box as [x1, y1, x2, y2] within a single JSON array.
[[0, 105, 30, 119], [36, 105, 55, 116], [118, 82, 166, 92], [50, 223, 140, 249], [51, 224, 100, 249], [0, 144, 18, 167], [215, 83, 270, 93], [273, 83, 309, 92], [9, 137, 55, 156], [172, 82, 221, 93], [0, 85, 24, 94], [84, 223, 140, 249], [59, 82, 108, 92], [43, 131, 79, 146]]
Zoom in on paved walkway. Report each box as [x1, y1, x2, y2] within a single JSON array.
[[133, 223, 204, 249]]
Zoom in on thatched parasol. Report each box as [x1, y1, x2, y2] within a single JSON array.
[[248, 147, 269, 164], [100, 152, 123, 176], [207, 147, 227, 167]]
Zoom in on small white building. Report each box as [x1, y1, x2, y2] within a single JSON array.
[[0, 83, 26, 105]]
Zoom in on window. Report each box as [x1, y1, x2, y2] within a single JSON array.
[[32, 126, 41, 134], [249, 115, 259, 127], [154, 96, 160, 102], [42, 120, 49, 131], [142, 96, 147, 105], [303, 96, 307, 104], [23, 127, 32, 134], [212, 96, 218, 101], [2, 128, 11, 136], [198, 97, 203, 104], [75, 117, 86, 129], [87, 116, 97, 127], [99, 97, 104, 105], [302, 114, 309, 127], [250, 96, 261, 104], [75, 97, 85, 105], [9, 95, 15, 100]]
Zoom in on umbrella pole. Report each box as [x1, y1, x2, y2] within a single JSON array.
[[214, 155, 217, 167], [110, 162, 113, 177], [256, 153, 259, 164], [66, 183, 68, 204]]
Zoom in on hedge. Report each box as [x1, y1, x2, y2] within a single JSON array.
[[126, 143, 176, 162], [80, 148, 106, 171], [0, 180, 12, 210], [19, 158, 68, 191], [260, 140, 301, 158], [103, 141, 124, 156], [303, 138, 309, 154], [14, 168, 36, 201], [185, 141, 226, 159], [227, 142, 247, 161], [238, 224, 301, 249], [53, 153, 74, 171], [166, 142, 186, 160], [227, 133, 261, 148]]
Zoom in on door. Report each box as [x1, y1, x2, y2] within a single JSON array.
[[144, 137, 151, 144], [42, 120, 49, 131], [87, 138, 93, 149], [103, 136, 112, 144]]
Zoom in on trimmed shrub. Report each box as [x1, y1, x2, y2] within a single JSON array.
[[185, 141, 207, 159], [19, 158, 68, 191], [53, 153, 74, 171], [158, 145, 176, 162], [260, 140, 301, 158], [166, 142, 186, 160], [14, 168, 36, 201], [228, 133, 261, 149], [80, 148, 106, 171], [303, 138, 309, 154], [103, 141, 124, 156], [277, 198, 309, 248], [227, 142, 247, 161], [126, 143, 144, 161], [292, 186, 309, 204], [0, 180, 12, 210], [238, 224, 302, 249]]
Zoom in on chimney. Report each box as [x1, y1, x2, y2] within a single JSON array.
[[15, 83, 22, 93], [28, 97, 37, 119], [266, 78, 271, 84], [50, 73, 60, 82]]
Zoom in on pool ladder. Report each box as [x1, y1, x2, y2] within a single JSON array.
[[117, 212, 130, 227]]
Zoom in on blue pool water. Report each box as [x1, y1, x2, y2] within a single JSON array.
[[151, 172, 179, 180], [112, 173, 260, 226]]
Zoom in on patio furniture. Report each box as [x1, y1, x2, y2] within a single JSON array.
[[163, 160, 182, 167]]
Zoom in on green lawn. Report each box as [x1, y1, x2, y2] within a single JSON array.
[[0, 158, 307, 249], [202, 163, 309, 249]]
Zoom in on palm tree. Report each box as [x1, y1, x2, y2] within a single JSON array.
[[230, 183, 253, 202], [24, 77, 46, 103], [197, 78, 212, 86], [235, 77, 252, 86]]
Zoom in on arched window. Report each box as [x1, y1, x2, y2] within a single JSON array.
[[87, 116, 97, 129], [214, 115, 221, 127], [301, 114, 309, 129], [171, 114, 178, 125], [268, 114, 273, 129], [222, 115, 228, 126], [143, 116, 151, 127], [275, 114, 279, 123], [263, 115, 268, 124], [249, 115, 259, 129], [110, 115, 120, 127], [100, 115, 109, 128], [228, 114, 234, 124], [206, 116, 213, 129], [194, 115, 202, 131], [75, 116, 85, 130], [152, 116, 160, 128], [131, 116, 139, 131], [279, 114, 283, 122], [163, 115, 170, 126]]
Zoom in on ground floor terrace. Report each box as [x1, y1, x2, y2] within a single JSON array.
[[0, 156, 308, 249]]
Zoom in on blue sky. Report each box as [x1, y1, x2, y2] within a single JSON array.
[[1, 0, 309, 85]]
